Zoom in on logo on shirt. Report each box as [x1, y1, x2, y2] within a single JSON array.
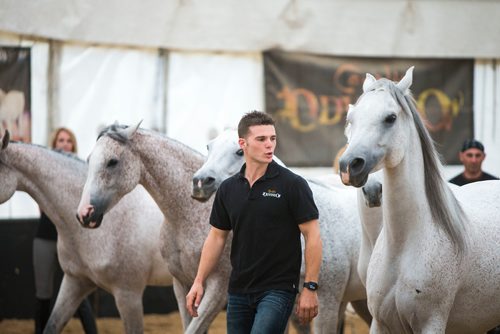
[[262, 189, 281, 198]]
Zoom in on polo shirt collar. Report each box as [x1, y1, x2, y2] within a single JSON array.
[[238, 160, 280, 181]]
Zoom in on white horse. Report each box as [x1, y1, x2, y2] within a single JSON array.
[[192, 129, 374, 333], [76, 125, 231, 334], [339, 67, 500, 333], [0, 132, 171, 333]]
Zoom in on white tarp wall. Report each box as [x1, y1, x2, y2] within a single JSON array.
[[0, 36, 264, 218], [57, 45, 166, 154], [1, 42, 499, 218], [2, 0, 500, 58], [167, 52, 263, 153]]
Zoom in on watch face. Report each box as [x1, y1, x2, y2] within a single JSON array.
[[304, 282, 318, 290]]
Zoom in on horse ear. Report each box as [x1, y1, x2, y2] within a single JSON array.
[[397, 66, 414, 94], [347, 104, 354, 115], [122, 120, 143, 140], [1, 130, 10, 150], [363, 73, 377, 92]]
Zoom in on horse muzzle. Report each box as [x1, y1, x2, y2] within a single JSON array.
[[76, 205, 104, 229], [339, 156, 370, 188], [191, 176, 217, 202]]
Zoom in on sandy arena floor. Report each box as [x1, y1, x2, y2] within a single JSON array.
[[0, 311, 369, 334]]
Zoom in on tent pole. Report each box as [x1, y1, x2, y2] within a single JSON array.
[[47, 40, 62, 138]]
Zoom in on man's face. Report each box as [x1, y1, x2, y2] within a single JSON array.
[[239, 125, 276, 164], [459, 148, 485, 174]]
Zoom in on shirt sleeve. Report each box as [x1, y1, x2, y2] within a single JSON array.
[[289, 176, 319, 224], [209, 182, 232, 230]]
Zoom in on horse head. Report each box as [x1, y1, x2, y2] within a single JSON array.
[[0, 130, 18, 203], [191, 129, 286, 201], [192, 129, 244, 201], [77, 122, 142, 228], [361, 171, 383, 208], [339, 66, 414, 187]]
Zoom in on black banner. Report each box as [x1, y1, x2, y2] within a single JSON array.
[[264, 51, 473, 167], [0, 47, 31, 142]]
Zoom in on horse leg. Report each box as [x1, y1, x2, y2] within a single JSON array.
[[313, 292, 343, 333], [337, 302, 347, 334], [172, 277, 192, 331], [113, 288, 145, 334], [369, 319, 391, 334], [350, 299, 372, 326], [44, 275, 96, 334], [184, 275, 228, 334]]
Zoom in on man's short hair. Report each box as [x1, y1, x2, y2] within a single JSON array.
[[461, 139, 484, 153], [238, 111, 275, 138]]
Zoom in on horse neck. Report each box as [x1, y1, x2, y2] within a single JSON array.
[[134, 133, 210, 223], [382, 131, 431, 245], [6, 143, 86, 233]]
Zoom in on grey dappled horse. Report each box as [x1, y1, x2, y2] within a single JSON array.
[[0, 132, 171, 333], [192, 129, 373, 333], [77, 125, 231, 334], [340, 67, 500, 333]]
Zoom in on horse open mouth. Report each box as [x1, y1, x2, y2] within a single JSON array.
[[191, 191, 211, 202], [191, 184, 216, 202], [78, 213, 104, 229]]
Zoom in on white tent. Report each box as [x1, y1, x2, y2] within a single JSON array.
[[1, 0, 499, 218]]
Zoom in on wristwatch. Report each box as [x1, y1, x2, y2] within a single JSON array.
[[303, 281, 319, 291]]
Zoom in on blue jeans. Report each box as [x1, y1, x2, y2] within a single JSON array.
[[227, 289, 296, 334]]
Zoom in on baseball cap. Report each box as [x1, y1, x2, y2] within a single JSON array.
[[461, 139, 484, 153]]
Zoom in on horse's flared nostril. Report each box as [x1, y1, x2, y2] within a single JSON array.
[[193, 176, 215, 189], [204, 177, 215, 186], [350, 158, 366, 174]]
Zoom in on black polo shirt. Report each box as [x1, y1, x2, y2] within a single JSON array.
[[210, 160, 319, 294], [449, 171, 498, 186]]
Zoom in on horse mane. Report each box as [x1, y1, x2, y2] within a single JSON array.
[[97, 123, 130, 143], [9, 140, 86, 165], [372, 80, 468, 255], [97, 123, 205, 159]]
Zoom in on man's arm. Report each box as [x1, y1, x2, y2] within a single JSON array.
[[296, 219, 322, 324], [186, 226, 229, 317]]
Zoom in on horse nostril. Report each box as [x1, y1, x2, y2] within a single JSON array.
[[204, 177, 215, 186], [350, 158, 365, 174], [193, 177, 201, 188]]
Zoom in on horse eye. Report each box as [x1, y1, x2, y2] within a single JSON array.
[[236, 149, 244, 156], [107, 159, 118, 168], [385, 114, 397, 124]]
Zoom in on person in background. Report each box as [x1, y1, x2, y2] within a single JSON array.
[[449, 139, 499, 334], [186, 111, 322, 333], [33, 127, 98, 334], [449, 139, 498, 186]]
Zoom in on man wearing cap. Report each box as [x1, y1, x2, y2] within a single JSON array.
[[450, 140, 499, 334], [449, 139, 498, 186]]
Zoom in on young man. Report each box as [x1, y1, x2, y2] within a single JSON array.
[[186, 111, 322, 333], [449, 139, 498, 186]]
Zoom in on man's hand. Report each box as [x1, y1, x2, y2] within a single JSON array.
[[186, 281, 204, 317], [295, 288, 319, 324]]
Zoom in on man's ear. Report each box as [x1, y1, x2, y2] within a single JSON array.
[[238, 137, 246, 149], [458, 152, 465, 163]]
